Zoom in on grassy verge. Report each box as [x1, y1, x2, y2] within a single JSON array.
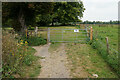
[[65, 43, 118, 78], [90, 25, 119, 76], [13, 46, 41, 78], [2, 30, 42, 78]]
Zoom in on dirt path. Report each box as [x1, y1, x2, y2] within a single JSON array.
[[32, 43, 71, 78]]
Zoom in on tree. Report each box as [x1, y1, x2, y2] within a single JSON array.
[[51, 1, 85, 25], [2, 2, 54, 32], [36, 14, 53, 26], [2, 2, 85, 30]]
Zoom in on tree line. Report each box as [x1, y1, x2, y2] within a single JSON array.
[[2, 2, 85, 32], [81, 20, 119, 24]]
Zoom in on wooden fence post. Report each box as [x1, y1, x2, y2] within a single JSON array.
[[26, 29, 28, 38], [106, 37, 109, 54], [90, 26, 93, 40], [35, 26, 38, 36], [47, 28, 50, 44]]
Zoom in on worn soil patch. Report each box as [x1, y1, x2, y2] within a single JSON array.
[[33, 43, 71, 78]]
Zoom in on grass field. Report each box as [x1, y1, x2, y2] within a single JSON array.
[[92, 24, 118, 51]]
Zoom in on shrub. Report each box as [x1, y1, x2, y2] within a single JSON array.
[[24, 54, 33, 66], [2, 30, 37, 78], [21, 36, 47, 46]]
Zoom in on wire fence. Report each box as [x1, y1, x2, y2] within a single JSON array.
[[86, 25, 120, 75], [93, 30, 119, 55]]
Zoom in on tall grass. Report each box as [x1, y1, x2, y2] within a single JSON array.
[[2, 30, 37, 78]]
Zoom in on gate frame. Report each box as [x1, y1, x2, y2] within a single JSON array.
[[47, 27, 92, 43]]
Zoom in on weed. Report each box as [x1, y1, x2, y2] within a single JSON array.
[[2, 30, 40, 78]]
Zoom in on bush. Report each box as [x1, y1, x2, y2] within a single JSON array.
[[24, 54, 34, 66], [2, 30, 37, 78], [21, 36, 47, 46]]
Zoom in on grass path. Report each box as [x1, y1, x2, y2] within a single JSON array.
[[33, 43, 71, 78]]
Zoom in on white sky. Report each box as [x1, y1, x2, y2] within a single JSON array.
[[81, 0, 119, 21]]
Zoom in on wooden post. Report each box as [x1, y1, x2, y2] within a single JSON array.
[[90, 26, 93, 40], [47, 28, 50, 44], [35, 26, 38, 36], [26, 29, 28, 38], [106, 37, 109, 54]]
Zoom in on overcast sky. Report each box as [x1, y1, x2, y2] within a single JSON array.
[[81, 0, 119, 21]]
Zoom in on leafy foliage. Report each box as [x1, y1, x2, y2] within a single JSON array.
[[2, 2, 85, 31], [52, 2, 85, 25], [36, 14, 53, 26], [2, 30, 38, 78], [21, 36, 47, 46], [2, 2, 55, 31]]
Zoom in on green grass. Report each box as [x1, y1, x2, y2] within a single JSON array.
[[48, 42, 61, 53], [49, 26, 88, 43], [92, 24, 118, 51], [20, 25, 119, 78], [2, 27, 13, 30], [90, 24, 119, 76], [28, 26, 88, 43], [16, 46, 41, 78], [65, 43, 118, 78], [2, 30, 42, 78]]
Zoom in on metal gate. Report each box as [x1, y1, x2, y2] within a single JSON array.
[[48, 28, 90, 43]]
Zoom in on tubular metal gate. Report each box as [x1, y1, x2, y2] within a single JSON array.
[[48, 28, 90, 43]]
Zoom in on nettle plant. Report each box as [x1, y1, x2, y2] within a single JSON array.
[[2, 30, 29, 78]]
